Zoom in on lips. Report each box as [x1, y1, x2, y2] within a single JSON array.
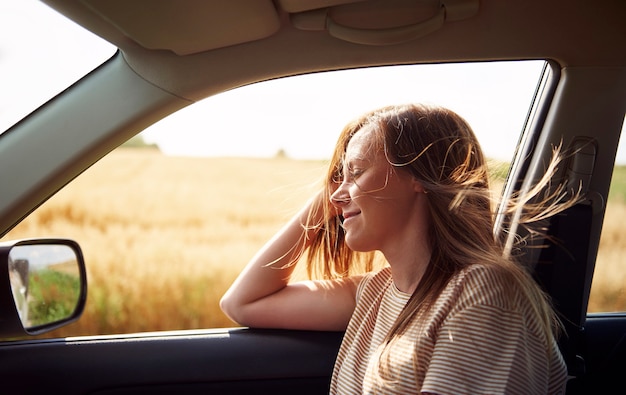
[[342, 210, 361, 222]]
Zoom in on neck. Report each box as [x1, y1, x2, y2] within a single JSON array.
[[384, 242, 431, 294], [381, 191, 431, 294]]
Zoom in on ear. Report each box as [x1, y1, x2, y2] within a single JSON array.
[[412, 178, 427, 194]]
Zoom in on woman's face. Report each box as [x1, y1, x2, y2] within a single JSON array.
[[330, 126, 427, 253]]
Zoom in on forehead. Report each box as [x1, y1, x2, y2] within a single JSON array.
[[345, 126, 379, 162]]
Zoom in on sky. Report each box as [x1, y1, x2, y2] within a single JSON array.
[[10, 243, 78, 270], [2, 1, 624, 163], [140, 61, 544, 161]]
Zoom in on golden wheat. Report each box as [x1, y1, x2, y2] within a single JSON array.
[[590, 199, 626, 311], [3, 148, 623, 338]]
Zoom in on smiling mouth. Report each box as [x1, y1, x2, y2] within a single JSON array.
[[342, 211, 361, 221]]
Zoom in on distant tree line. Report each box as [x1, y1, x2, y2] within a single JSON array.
[[122, 135, 160, 150]]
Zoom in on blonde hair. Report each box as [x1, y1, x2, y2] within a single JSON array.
[[305, 104, 580, 357]]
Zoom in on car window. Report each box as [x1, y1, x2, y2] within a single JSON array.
[[0, 1, 115, 134], [2, 60, 550, 338], [139, 62, 543, 162], [589, 116, 626, 313]]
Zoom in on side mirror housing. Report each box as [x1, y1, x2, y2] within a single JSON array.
[[0, 238, 87, 337]]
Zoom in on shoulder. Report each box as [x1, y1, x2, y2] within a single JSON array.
[[355, 266, 392, 303], [458, 262, 514, 283], [444, 263, 525, 311]]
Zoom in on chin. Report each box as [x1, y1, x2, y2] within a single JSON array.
[[345, 235, 373, 253]]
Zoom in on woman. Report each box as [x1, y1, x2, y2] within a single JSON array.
[[221, 104, 573, 394]]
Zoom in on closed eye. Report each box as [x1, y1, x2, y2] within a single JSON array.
[[346, 163, 365, 181]]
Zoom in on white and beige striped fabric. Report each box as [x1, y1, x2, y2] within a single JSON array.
[[330, 265, 568, 395]]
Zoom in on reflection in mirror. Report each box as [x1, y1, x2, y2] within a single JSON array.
[[8, 244, 81, 329]]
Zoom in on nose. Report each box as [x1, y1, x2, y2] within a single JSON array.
[[330, 180, 350, 208]]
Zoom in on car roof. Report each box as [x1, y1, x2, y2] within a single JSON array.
[[45, 0, 626, 101]]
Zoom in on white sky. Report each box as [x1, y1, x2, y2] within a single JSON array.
[[141, 61, 543, 161], [2, 1, 624, 163]]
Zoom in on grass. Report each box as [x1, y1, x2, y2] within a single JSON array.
[[608, 165, 626, 201], [2, 149, 624, 338], [27, 268, 81, 327]]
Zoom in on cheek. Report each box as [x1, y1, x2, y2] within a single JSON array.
[[353, 170, 390, 194]]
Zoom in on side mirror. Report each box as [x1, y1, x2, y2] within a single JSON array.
[[0, 238, 87, 337]]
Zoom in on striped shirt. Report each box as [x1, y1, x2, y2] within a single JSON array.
[[330, 265, 568, 394]]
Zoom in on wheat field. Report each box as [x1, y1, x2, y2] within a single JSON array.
[[3, 148, 624, 338]]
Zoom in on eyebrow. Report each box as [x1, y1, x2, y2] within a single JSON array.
[[345, 155, 367, 163], [342, 155, 369, 171]]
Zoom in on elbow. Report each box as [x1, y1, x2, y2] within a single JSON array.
[[220, 292, 269, 328], [219, 293, 243, 325], [220, 292, 257, 327]]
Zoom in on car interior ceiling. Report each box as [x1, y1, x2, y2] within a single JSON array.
[[44, 0, 624, 102]]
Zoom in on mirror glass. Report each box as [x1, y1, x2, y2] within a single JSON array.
[[8, 244, 81, 329]]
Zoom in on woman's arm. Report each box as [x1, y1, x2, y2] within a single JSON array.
[[220, 192, 361, 331]]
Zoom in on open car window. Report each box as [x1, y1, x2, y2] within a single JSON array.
[[591, 116, 626, 313], [138, 62, 544, 162], [1, 60, 559, 339]]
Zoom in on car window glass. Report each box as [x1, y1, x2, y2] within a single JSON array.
[[2, 61, 546, 338], [0, 1, 116, 134], [589, 115, 626, 313]]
